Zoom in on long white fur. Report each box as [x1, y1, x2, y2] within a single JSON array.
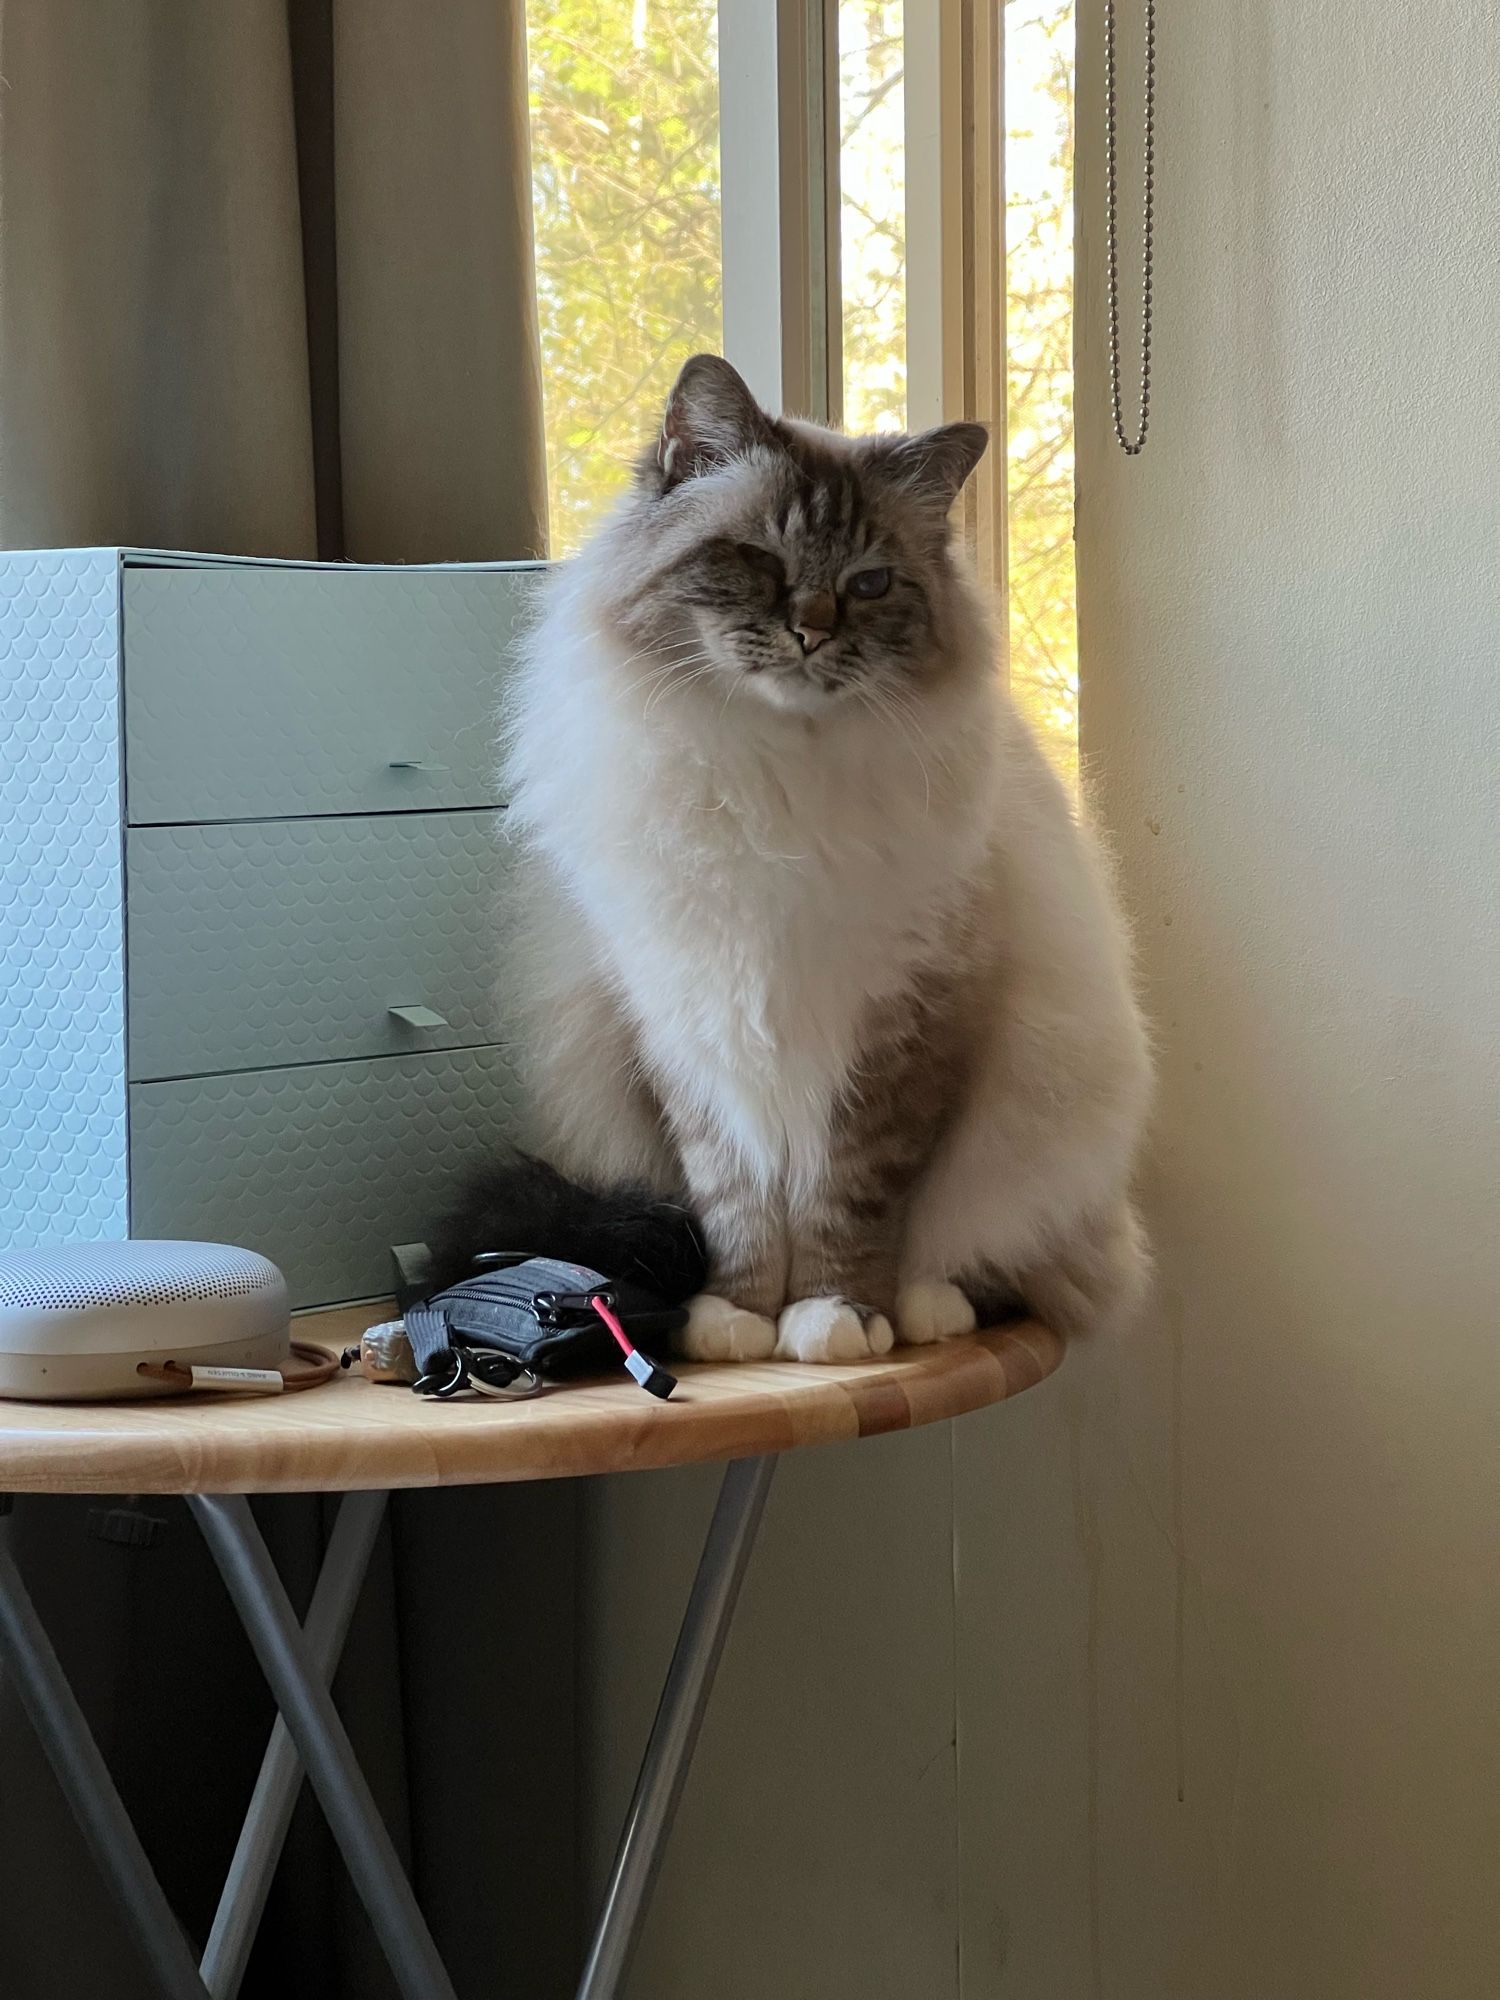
[[503, 507, 1151, 1332]]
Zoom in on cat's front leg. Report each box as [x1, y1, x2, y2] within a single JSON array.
[[777, 1194, 915, 1363], [776, 1218, 899, 1363], [777, 991, 962, 1364], [667, 1107, 786, 1361]]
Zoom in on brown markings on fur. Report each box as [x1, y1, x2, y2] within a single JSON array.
[[787, 944, 987, 1317], [649, 945, 990, 1322], [615, 387, 981, 699], [662, 1097, 789, 1317]]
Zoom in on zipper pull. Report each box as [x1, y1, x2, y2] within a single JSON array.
[[589, 1292, 676, 1400]]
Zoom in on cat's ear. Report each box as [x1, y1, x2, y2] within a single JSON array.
[[877, 421, 990, 513], [654, 355, 774, 490]]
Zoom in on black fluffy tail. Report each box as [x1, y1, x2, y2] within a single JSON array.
[[427, 1151, 707, 1304]]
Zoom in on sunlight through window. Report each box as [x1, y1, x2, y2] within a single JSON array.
[[528, 0, 723, 554], [840, 2, 907, 434], [1006, 1, 1078, 786]]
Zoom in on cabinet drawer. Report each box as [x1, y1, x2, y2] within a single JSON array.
[[122, 564, 541, 824], [129, 1047, 530, 1308], [127, 812, 516, 1081]]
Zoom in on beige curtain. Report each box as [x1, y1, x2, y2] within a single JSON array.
[[0, 0, 548, 560], [0, 7, 569, 1998]]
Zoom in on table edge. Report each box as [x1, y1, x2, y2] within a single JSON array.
[[0, 1322, 1064, 1496]]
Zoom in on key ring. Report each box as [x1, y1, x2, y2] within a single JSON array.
[[412, 1348, 543, 1401], [412, 1351, 471, 1400], [466, 1361, 542, 1401]]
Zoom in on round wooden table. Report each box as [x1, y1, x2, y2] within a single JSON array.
[[0, 1305, 1061, 2000]]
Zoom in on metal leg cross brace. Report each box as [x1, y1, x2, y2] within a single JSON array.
[[0, 1493, 389, 2000], [200, 1489, 388, 2000], [0, 1457, 774, 2000], [189, 1492, 459, 2000]]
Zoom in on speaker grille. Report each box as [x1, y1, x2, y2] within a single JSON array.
[[0, 1241, 283, 1313]]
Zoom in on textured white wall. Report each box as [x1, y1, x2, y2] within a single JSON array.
[[959, 2, 1500, 1995]]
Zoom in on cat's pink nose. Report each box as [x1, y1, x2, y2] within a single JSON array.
[[791, 595, 837, 653]]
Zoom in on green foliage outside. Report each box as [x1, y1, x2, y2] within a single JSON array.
[[527, 0, 723, 553], [1005, 3, 1079, 787]]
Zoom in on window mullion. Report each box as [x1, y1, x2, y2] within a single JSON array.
[[718, 0, 841, 424], [905, 0, 1007, 610]]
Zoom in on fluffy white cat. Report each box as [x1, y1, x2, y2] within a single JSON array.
[[501, 355, 1151, 1362]]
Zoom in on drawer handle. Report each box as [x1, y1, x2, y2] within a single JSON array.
[[388, 1004, 450, 1030], [388, 759, 449, 772]]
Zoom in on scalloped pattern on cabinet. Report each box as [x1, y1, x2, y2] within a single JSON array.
[[129, 1047, 532, 1308], [123, 564, 542, 824], [3, 550, 543, 1293], [127, 811, 518, 1080], [0, 551, 128, 1248]]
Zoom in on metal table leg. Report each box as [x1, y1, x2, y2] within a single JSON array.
[[201, 1489, 388, 2000], [3, 1458, 773, 2000], [0, 1528, 213, 2000], [189, 1493, 459, 2000], [576, 1453, 776, 2000]]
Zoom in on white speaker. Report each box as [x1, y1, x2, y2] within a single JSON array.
[[0, 1241, 291, 1401]]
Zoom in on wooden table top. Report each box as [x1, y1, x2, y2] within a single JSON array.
[[0, 1303, 1063, 1496]]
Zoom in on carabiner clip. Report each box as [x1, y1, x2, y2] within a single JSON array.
[[467, 1361, 542, 1401]]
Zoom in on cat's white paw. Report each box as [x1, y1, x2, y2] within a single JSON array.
[[895, 1279, 977, 1346], [775, 1297, 895, 1363], [677, 1293, 778, 1362]]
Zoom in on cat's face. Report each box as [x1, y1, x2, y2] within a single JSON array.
[[618, 357, 988, 716]]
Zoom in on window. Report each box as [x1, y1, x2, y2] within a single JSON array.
[[526, 0, 1078, 778]]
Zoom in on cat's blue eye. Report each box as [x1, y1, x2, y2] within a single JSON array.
[[847, 566, 892, 600]]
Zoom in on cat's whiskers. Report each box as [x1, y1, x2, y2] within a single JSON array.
[[621, 654, 714, 711], [716, 673, 743, 729], [619, 640, 714, 700], [625, 652, 693, 695], [876, 678, 956, 787], [854, 683, 934, 816], [621, 664, 682, 708], [617, 632, 709, 660], [643, 660, 718, 716], [614, 630, 705, 669]]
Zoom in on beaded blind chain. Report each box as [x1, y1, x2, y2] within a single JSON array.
[[1104, 0, 1156, 454]]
